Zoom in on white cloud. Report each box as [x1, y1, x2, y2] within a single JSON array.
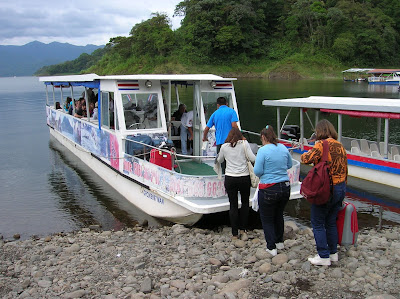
[[0, 0, 183, 46]]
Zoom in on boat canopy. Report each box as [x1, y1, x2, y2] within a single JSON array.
[[262, 96, 400, 114], [320, 109, 400, 119], [367, 69, 400, 74], [40, 73, 237, 84]]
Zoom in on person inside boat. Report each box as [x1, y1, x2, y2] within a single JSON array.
[[55, 101, 62, 110], [74, 97, 85, 118], [301, 119, 348, 266], [203, 97, 239, 170], [180, 109, 193, 155], [172, 104, 186, 121], [64, 97, 72, 112]]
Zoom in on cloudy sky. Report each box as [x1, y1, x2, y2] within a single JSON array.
[[0, 0, 183, 46]]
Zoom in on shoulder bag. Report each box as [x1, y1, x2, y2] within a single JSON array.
[[300, 139, 333, 205], [243, 141, 259, 188]]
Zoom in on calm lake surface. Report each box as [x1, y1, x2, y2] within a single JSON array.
[[1, 76, 399, 240]]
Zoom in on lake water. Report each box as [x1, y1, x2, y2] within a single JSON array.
[[1, 76, 399, 240]]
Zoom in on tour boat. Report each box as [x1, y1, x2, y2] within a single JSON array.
[[367, 69, 400, 85], [41, 74, 301, 225], [262, 96, 400, 189]]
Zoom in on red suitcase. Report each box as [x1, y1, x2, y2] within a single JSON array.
[[150, 149, 173, 170], [336, 201, 359, 248]]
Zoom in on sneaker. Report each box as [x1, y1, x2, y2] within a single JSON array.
[[266, 248, 277, 257], [308, 254, 331, 266], [276, 242, 284, 250], [330, 253, 338, 262]]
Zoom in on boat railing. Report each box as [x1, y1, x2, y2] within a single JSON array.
[[123, 137, 218, 176]]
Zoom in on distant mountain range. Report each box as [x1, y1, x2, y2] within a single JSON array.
[[0, 41, 103, 77]]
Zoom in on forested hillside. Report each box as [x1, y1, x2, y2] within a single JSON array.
[[36, 0, 400, 78]]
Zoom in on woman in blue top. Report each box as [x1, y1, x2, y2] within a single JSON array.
[[254, 125, 292, 257]]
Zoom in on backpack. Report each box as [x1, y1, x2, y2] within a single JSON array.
[[300, 139, 333, 205]]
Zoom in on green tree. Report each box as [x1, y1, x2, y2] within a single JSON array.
[[129, 13, 175, 57]]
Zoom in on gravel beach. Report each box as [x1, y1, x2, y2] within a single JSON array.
[[0, 222, 399, 299]]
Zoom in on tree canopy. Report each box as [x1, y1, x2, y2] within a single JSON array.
[[36, 0, 400, 76]]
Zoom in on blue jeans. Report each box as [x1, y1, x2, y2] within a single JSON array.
[[225, 175, 251, 236], [310, 181, 346, 258], [258, 181, 290, 250], [180, 124, 192, 155]]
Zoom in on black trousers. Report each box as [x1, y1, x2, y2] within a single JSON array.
[[258, 181, 290, 250], [224, 175, 251, 236]]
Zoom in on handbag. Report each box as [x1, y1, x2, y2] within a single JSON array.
[[300, 139, 333, 205], [243, 141, 259, 188]]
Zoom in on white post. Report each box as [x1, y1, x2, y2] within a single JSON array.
[[338, 114, 342, 142], [277, 107, 281, 139], [384, 118, 389, 159], [300, 108, 304, 150]]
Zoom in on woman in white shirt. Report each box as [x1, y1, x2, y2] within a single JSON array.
[[217, 127, 255, 239]]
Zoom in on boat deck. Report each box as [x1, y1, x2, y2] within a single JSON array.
[[174, 160, 216, 176]]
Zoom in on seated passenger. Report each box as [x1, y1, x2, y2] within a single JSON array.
[[64, 97, 72, 112], [74, 97, 84, 118], [89, 102, 98, 120], [55, 101, 62, 110]]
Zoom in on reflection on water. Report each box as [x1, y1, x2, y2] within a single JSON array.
[[48, 136, 166, 233]]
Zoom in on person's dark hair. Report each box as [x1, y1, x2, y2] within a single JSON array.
[[315, 119, 338, 140], [224, 127, 243, 147], [260, 125, 278, 145], [217, 97, 227, 106]]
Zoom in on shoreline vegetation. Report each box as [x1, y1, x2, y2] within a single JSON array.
[[35, 1, 400, 79], [1, 222, 399, 298]]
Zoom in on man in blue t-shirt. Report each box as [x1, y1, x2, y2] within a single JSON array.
[[202, 97, 239, 153]]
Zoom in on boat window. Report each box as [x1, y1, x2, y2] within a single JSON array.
[[122, 93, 161, 130], [201, 92, 233, 122]]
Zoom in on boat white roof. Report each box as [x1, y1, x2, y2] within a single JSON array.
[[262, 96, 400, 113], [39, 73, 236, 82], [342, 68, 374, 73]]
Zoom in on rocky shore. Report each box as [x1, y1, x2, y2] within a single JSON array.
[[0, 222, 399, 299]]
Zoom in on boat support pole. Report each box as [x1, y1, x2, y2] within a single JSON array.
[[384, 118, 389, 159], [338, 114, 342, 143], [52, 85, 55, 107], [70, 85, 74, 112], [60, 86, 63, 109], [300, 108, 304, 150], [45, 85, 49, 106], [277, 107, 281, 139], [377, 118, 382, 142]]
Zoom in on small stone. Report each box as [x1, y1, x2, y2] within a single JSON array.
[[331, 268, 343, 278], [37, 280, 52, 288], [259, 263, 272, 274], [89, 225, 101, 231], [140, 277, 152, 293], [272, 253, 288, 266], [64, 290, 86, 298], [209, 258, 222, 266]]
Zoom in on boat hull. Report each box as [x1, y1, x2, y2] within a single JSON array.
[[49, 127, 203, 225], [291, 150, 400, 189]]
